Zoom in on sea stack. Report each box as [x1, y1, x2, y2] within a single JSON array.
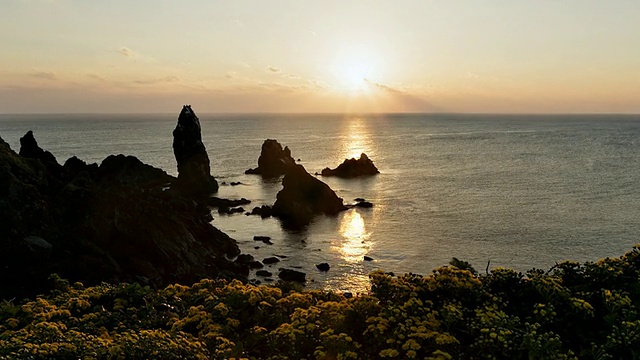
[[245, 139, 296, 177], [172, 105, 218, 196], [272, 164, 347, 228], [321, 153, 379, 178]]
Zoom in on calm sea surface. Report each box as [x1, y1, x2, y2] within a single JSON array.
[[2, 113, 640, 292]]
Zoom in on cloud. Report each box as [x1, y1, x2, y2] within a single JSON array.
[[86, 73, 106, 81], [118, 47, 136, 58], [133, 76, 180, 85], [266, 66, 281, 73], [364, 79, 440, 111], [365, 79, 402, 94], [287, 74, 301, 79], [30, 71, 57, 80], [257, 82, 308, 94], [239, 61, 251, 69], [225, 71, 236, 79]]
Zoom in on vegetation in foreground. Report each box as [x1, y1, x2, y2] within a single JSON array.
[[2, 247, 640, 359]]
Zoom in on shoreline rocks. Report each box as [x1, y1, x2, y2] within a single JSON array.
[[245, 139, 296, 178], [0, 107, 251, 300], [320, 153, 379, 178], [278, 268, 306, 282]]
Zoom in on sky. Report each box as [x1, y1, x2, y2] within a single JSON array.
[[1, 0, 639, 114]]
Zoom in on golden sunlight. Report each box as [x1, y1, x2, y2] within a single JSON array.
[[336, 210, 371, 262], [332, 51, 378, 94], [341, 62, 371, 93], [340, 117, 371, 160]]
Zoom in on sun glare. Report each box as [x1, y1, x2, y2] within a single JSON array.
[[341, 63, 371, 92], [333, 54, 377, 94]]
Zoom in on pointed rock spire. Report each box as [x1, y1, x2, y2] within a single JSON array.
[[172, 105, 218, 196]]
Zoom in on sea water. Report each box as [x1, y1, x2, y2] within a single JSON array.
[[2, 113, 640, 292]]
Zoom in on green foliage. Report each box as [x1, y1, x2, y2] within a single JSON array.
[[3, 245, 640, 359]]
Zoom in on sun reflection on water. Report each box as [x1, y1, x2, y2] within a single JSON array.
[[340, 117, 372, 161], [336, 210, 371, 262]]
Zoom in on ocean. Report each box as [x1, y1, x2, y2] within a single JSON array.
[[2, 113, 640, 292]]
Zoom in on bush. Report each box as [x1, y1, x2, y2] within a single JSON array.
[[2, 246, 640, 359]]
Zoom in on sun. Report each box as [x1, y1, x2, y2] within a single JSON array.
[[334, 56, 375, 94], [341, 62, 371, 92]]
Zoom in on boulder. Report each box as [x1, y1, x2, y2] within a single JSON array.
[[245, 139, 296, 177], [248, 205, 274, 218], [321, 153, 379, 178], [172, 105, 218, 196], [263, 257, 280, 265], [316, 263, 330, 272], [278, 268, 306, 283], [256, 270, 273, 277], [272, 164, 347, 228]]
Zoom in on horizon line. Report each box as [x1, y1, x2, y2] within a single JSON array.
[[1, 111, 640, 117]]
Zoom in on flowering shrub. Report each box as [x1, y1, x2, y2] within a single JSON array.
[[2, 246, 640, 359]]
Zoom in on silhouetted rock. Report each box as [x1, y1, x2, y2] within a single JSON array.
[[19, 130, 57, 165], [272, 164, 347, 228], [63, 156, 99, 179], [235, 254, 255, 264], [364, 256, 374, 261], [218, 206, 245, 215], [354, 201, 374, 208], [207, 196, 251, 208], [278, 268, 306, 283], [98, 154, 173, 188], [263, 257, 280, 265], [249, 205, 273, 218], [172, 105, 218, 196], [316, 263, 330, 272], [321, 153, 379, 178], [256, 270, 273, 277], [245, 139, 296, 177], [0, 130, 248, 300]]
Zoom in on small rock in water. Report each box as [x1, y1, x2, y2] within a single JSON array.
[[316, 263, 330, 272], [263, 257, 280, 265], [249, 261, 264, 269], [354, 198, 365, 202], [364, 256, 374, 261], [354, 201, 373, 208], [253, 235, 271, 241], [256, 270, 273, 277]]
